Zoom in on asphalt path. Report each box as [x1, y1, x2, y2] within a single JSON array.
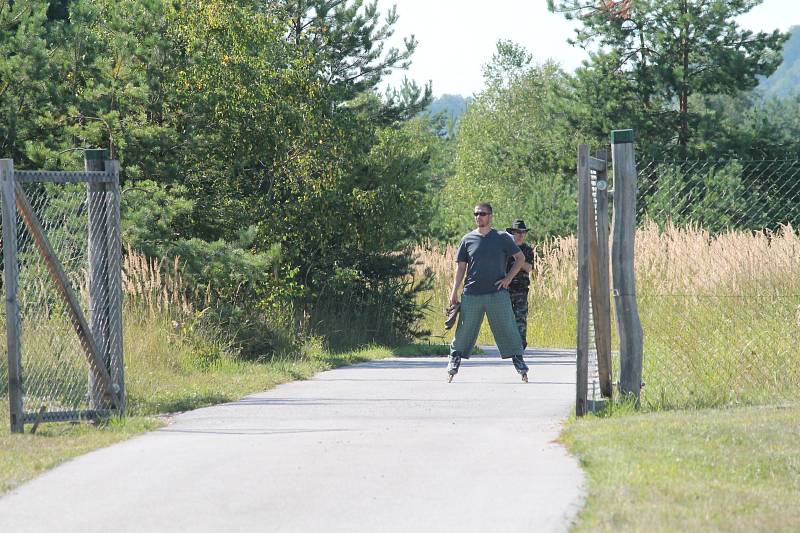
[[0, 347, 584, 533]]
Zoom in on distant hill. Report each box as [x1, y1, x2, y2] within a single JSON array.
[[422, 94, 471, 136], [759, 26, 800, 99], [424, 94, 470, 122]]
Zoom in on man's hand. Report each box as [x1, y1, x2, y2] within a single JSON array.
[[449, 295, 459, 307], [494, 276, 513, 290]]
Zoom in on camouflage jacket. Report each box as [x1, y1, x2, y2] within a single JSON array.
[[506, 242, 535, 292]]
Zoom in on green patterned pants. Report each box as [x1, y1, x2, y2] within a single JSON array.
[[509, 289, 529, 348], [448, 291, 527, 375]]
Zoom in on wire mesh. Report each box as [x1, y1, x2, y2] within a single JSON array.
[[635, 159, 800, 409], [1, 168, 122, 428], [17, 182, 94, 419]]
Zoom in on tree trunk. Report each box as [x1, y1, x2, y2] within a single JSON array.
[[679, 0, 690, 151]]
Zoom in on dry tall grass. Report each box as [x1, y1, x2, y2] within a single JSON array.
[[635, 220, 800, 295], [123, 250, 194, 317], [633, 220, 800, 409]]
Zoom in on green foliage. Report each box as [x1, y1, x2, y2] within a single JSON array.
[[3, 0, 440, 355], [433, 41, 580, 242], [0, 0, 63, 166], [640, 161, 764, 233]]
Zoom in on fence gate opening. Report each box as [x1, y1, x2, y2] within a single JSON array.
[[1, 150, 124, 433]]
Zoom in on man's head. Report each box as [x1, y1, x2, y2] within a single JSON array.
[[506, 219, 528, 245], [473, 203, 493, 229]]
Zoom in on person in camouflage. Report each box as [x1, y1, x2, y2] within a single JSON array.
[[505, 219, 535, 350]]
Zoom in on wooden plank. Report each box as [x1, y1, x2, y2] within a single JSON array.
[[13, 182, 121, 410], [1, 160, 24, 433], [610, 130, 643, 401], [588, 159, 613, 399], [576, 144, 590, 417], [593, 149, 614, 398], [589, 156, 606, 172]]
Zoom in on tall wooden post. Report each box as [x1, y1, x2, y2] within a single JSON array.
[[1, 159, 24, 432], [105, 160, 124, 413], [610, 130, 643, 401], [85, 149, 112, 410], [576, 145, 590, 416], [592, 149, 613, 398]]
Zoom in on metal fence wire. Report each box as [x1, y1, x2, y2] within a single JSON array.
[[635, 158, 800, 409], [1, 157, 123, 431]]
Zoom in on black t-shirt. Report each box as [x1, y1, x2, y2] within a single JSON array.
[[456, 229, 521, 295]]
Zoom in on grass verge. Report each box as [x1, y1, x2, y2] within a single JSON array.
[[0, 343, 411, 496], [563, 404, 800, 532]]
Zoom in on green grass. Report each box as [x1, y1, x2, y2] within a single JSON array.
[[638, 294, 800, 410], [563, 404, 800, 532]]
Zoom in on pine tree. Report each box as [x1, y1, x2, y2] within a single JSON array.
[[549, 0, 788, 154]]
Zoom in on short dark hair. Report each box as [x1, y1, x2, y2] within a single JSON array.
[[475, 202, 493, 214]]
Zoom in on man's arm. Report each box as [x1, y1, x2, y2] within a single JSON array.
[[496, 251, 525, 289], [517, 245, 534, 274], [449, 261, 467, 307]]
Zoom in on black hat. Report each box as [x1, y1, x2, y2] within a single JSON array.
[[506, 219, 528, 233]]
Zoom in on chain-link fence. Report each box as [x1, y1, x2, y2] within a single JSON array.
[[1, 156, 123, 432], [635, 158, 800, 409]]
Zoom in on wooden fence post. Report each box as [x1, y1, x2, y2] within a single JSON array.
[[610, 130, 643, 401], [85, 149, 112, 410], [591, 149, 613, 398], [105, 160, 124, 413], [576, 144, 590, 416], [1, 159, 24, 433]]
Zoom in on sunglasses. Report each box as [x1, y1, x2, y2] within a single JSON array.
[[473, 211, 491, 217]]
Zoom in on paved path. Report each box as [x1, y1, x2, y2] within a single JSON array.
[[0, 348, 584, 533]]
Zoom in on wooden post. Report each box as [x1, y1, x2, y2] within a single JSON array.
[[592, 150, 613, 398], [576, 144, 590, 417], [85, 150, 112, 409], [610, 130, 643, 401], [105, 160, 124, 413], [1, 159, 24, 433]]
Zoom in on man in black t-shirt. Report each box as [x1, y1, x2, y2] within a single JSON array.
[[446, 203, 529, 382]]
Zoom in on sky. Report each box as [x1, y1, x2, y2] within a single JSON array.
[[376, 0, 800, 97]]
